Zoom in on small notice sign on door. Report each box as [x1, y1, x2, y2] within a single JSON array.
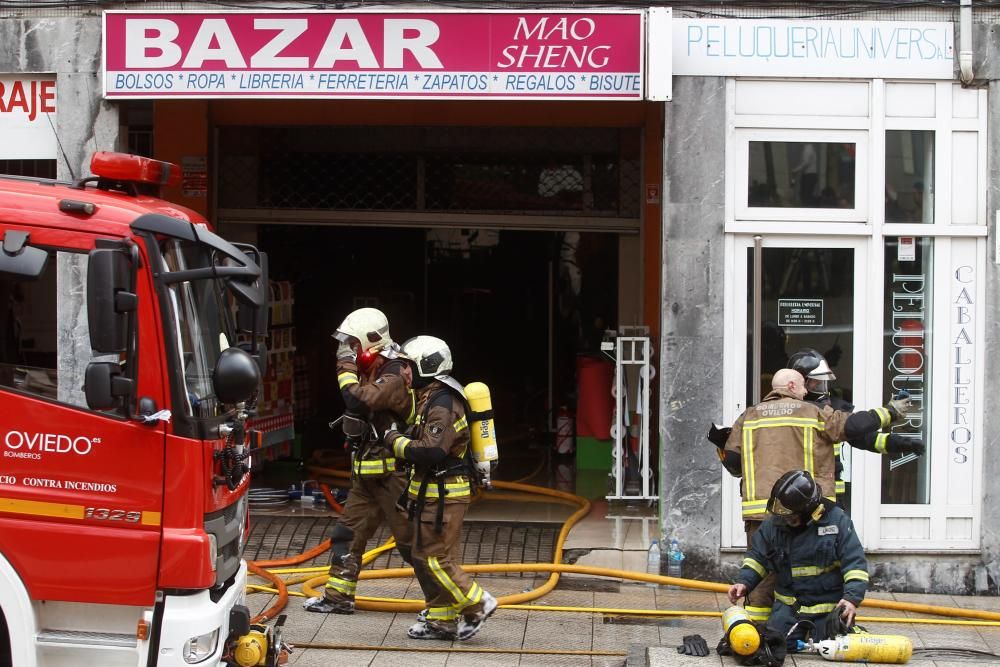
[[778, 299, 824, 327]]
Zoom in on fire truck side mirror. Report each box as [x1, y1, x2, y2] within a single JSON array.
[[84, 361, 135, 411], [231, 247, 268, 333], [87, 247, 136, 353], [0, 230, 49, 278]]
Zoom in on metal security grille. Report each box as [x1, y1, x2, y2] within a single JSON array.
[[244, 515, 558, 576], [217, 126, 640, 220]]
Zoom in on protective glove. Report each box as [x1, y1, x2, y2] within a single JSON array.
[[757, 627, 786, 667], [677, 634, 710, 657], [886, 435, 925, 456], [707, 424, 732, 449], [336, 340, 356, 361], [885, 390, 912, 425]]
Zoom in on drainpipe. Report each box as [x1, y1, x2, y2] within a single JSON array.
[[959, 0, 974, 85]]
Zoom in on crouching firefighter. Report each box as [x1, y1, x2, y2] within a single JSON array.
[[726, 470, 869, 667], [305, 308, 436, 615], [384, 335, 499, 641]]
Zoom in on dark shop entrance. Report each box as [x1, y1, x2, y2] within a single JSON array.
[[258, 224, 621, 463]]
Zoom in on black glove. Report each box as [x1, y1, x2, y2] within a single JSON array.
[[756, 627, 786, 667], [708, 424, 732, 449], [677, 634, 710, 657], [886, 435, 925, 455]]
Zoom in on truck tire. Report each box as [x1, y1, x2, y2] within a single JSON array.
[[0, 608, 11, 667]]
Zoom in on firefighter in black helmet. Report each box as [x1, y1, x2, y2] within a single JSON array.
[[787, 348, 926, 498], [728, 470, 869, 666]]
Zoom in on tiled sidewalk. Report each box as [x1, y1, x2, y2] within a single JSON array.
[[249, 577, 1000, 666]]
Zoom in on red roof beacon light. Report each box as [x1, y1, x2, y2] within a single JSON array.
[[90, 151, 181, 188]]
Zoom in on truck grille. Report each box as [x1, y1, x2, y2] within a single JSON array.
[[205, 495, 247, 586]]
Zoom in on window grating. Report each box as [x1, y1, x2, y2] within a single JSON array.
[[218, 126, 640, 218]]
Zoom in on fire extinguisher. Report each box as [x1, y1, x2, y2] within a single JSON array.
[[555, 406, 574, 455]]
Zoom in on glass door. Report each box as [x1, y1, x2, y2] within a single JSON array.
[[722, 235, 869, 547]]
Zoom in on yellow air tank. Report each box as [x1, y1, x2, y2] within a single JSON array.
[[722, 605, 761, 656], [813, 634, 913, 663], [233, 627, 269, 666], [465, 382, 499, 464]]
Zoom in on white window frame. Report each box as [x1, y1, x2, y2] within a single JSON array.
[[721, 77, 988, 552], [721, 234, 871, 549], [733, 128, 870, 223]]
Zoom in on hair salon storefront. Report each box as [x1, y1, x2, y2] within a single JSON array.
[[659, 14, 999, 594]]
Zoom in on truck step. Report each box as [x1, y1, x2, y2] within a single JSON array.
[[36, 629, 137, 648]]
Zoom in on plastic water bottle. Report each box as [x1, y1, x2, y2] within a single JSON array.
[[666, 538, 685, 588], [646, 539, 661, 588]]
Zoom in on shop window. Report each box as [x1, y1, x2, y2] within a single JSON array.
[[748, 141, 856, 209], [0, 250, 122, 411], [885, 131, 934, 224], [881, 237, 933, 504]]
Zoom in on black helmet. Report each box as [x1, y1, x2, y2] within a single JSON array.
[[787, 348, 836, 381], [787, 348, 835, 400], [767, 470, 823, 517]]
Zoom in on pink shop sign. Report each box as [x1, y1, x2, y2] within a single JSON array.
[[103, 10, 644, 100]]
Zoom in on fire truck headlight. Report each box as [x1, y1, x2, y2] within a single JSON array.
[[183, 628, 219, 663]]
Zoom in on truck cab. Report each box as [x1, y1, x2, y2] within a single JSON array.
[[0, 153, 272, 666]]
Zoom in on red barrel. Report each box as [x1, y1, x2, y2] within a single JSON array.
[[576, 355, 614, 440]]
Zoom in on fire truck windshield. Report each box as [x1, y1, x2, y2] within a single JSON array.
[[159, 239, 238, 419]]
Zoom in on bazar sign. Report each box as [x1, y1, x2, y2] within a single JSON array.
[[673, 19, 954, 79], [103, 11, 645, 100], [0, 75, 57, 159]]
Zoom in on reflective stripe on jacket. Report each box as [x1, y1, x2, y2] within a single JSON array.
[[726, 389, 849, 520], [736, 501, 869, 610]]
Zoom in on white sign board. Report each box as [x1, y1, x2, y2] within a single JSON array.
[[0, 75, 57, 159], [673, 19, 954, 79]]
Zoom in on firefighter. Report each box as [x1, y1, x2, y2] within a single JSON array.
[[728, 470, 868, 666], [787, 348, 926, 498], [384, 335, 498, 641], [723, 368, 906, 625], [304, 308, 436, 615]]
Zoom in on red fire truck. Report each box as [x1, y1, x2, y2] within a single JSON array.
[[0, 153, 281, 666]]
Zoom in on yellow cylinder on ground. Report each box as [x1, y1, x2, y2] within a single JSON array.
[[722, 606, 760, 656], [233, 628, 269, 666], [814, 634, 913, 663], [465, 382, 498, 463]]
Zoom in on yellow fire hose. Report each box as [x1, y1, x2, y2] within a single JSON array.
[[247, 467, 1000, 635], [287, 643, 626, 656]]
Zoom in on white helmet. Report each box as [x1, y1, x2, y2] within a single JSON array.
[[333, 307, 392, 353], [400, 335, 453, 378]]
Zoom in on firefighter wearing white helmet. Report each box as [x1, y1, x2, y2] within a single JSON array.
[[305, 309, 439, 616], [384, 336, 498, 641]]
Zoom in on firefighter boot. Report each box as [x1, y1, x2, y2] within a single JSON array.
[[407, 622, 456, 640], [456, 591, 498, 641], [302, 596, 355, 614]]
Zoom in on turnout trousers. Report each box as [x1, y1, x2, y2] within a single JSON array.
[[745, 520, 776, 624], [323, 471, 421, 604], [411, 501, 487, 635]]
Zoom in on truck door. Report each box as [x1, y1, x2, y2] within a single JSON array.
[[0, 227, 166, 606]]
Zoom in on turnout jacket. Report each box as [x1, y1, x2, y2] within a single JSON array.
[[337, 355, 416, 477], [818, 395, 916, 496], [736, 500, 869, 613], [386, 380, 472, 505], [725, 389, 893, 520]]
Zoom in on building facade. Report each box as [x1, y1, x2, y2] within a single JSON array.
[[1, 2, 998, 594]]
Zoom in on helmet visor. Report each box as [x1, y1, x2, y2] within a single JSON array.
[[809, 359, 836, 381], [767, 496, 796, 516]]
